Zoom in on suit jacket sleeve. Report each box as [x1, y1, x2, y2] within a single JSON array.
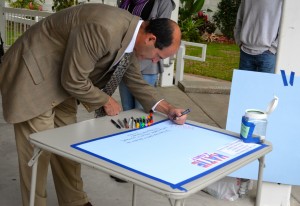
[[61, 23, 111, 112], [123, 54, 163, 112]]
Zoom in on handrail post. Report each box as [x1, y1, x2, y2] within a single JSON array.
[[174, 41, 207, 86], [175, 44, 185, 85]]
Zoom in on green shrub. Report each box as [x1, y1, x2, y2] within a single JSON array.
[[212, 0, 241, 39], [179, 0, 205, 20], [197, 11, 216, 35], [178, 0, 205, 41], [52, 0, 77, 12], [7, 0, 44, 10], [180, 16, 203, 42]]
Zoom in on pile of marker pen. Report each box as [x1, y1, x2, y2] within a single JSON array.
[[111, 112, 154, 129]]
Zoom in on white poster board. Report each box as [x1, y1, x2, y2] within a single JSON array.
[[72, 120, 268, 190]]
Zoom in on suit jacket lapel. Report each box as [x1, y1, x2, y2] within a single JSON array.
[[109, 17, 140, 70]]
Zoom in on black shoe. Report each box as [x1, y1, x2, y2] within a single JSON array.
[[83, 202, 93, 206], [110, 175, 127, 183]]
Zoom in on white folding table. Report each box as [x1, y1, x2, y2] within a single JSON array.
[[28, 109, 272, 206]]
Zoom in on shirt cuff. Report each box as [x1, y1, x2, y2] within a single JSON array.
[[152, 99, 164, 112]]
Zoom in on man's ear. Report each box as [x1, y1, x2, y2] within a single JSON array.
[[145, 34, 157, 45]]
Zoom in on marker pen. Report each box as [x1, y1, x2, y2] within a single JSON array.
[[124, 118, 129, 129], [173, 109, 191, 120], [111, 119, 121, 129], [128, 117, 132, 129], [117, 119, 124, 128]]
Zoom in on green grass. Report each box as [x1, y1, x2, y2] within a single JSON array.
[[183, 42, 240, 81]]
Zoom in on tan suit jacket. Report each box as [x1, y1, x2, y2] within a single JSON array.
[[0, 4, 161, 123]]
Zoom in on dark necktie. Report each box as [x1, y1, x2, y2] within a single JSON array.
[[95, 53, 132, 118]]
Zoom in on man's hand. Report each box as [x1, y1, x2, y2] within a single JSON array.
[[168, 108, 187, 125], [103, 97, 122, 116], [155, 100, 187, 125]]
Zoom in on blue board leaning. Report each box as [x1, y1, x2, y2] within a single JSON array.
[[226, 70, 300, 185]]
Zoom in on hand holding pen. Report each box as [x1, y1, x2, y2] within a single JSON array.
[[172, 108, 190, 124]]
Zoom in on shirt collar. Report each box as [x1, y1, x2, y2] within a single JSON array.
[[125, 20, 143, 53]]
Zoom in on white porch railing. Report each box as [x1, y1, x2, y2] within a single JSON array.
[[175, 41, 207, 85], [0, 1, 117, 49], [1, 7, 53, 49]]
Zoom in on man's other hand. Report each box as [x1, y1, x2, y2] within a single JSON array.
[[103, 97, 122, 116]]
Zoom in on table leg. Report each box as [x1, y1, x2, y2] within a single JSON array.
[[174, 199, 185, 206], [255, 155, 265, 206], [132, 184, 136, 206], [28, 147, 42, 206], [168, 198, 174, 206]]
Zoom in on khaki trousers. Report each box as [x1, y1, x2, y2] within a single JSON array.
[[14, 98, 89, 206]]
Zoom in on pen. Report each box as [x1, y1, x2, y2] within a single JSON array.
[[173, 109, 191, 120], [124, 118, 129, 129], [117, 119, 124, 128], [111, 119, 121, 129], [128, 117, 133, 129]]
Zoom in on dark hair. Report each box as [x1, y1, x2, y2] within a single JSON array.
[[144, 18, 174, 50]]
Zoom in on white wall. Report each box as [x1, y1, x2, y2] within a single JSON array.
[[202, 0, 220, 20], [43, 0, 53, 11], [276, 0, 300, 75]]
